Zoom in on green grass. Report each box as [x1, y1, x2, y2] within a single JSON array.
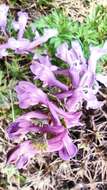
[[30, 6, 107, 56], [26, 6, 107, 71]]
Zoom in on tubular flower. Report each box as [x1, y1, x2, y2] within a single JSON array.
[[3, 29, 58, 54], [0, 5, 58, 56], [26, 28, 58, 50], [15, 81, 48, 109], [7, 39, 107, 169], [7, 141, 37, 169], [56, 41, 87, 87], [15, 80, 80, 125], [66, 71, 103, 111], [7, 37, 30, 54], [30, 55, 68, 90], [56, 40, 107, 88], [2, 6, 86, 169], [0, 48, 8, 58], [88, 41, 107, 73], [13, 11, 28, 39], [47, 125, 77, 160], [7, 120, 36, 140], [7, 124, 77, 168], [32, 28, 58, 46], [56, 40, 107, 110], [7, 111, 48, 140], [0, 4, 9, 33]]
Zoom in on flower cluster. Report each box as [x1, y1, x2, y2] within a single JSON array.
[[56, 41, 107, 110], [1, 4, 107, 169], [0, 4, 58, 58], [7, 76, 80, 169]]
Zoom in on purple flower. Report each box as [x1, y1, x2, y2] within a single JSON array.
[[88, 41, 107, 73], [33, 28, 58, 44], [71, 40, 86, 65], [28, 28, 58, 50], [30, 55, 68, 90], [15, 81, 48, 109], [7, 124, 77, 168], [5, 28, 58, 54], [0, 48, 8, 58], [58, 133, 77, 160], [66, 71, 103, 110], [7, 120, 39, 141], [0, 4, 9, 33], [18, 111, 48, 121], [88, 42, 107, 87], [56, 41, 87, 87], [56, 41, 86, 67], [56, 43, 71, 63], [56, 40, 107, 110], [79, 71, 98, 100], [64, 111, 82, 128], [66, 90, 82, 112], [7, 111, 48, 140], [56, 40, 107, 89], [15, 81, 76, 125], [7, 37, 30, 54], [47, 101, 81, 126], [47, 125, 77, 160], [13, 12, 28, 39], [7, 140, 37, 169], [0, 43, 9, 58]]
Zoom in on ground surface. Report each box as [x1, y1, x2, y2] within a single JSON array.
[[3, 0, 107, 21], [0, 0, 107, 190]]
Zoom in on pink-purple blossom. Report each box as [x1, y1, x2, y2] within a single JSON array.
[[33, 28, 58, 45], [0, 5, 58, 56], [13, 12, 28, 39], [0, 48, 8, 58], [7, 38, 107, 169], [15, 81, 48, 109], [7, 120, 40, 141], [0, 4, 9, 33], [7, 111, 48, 140], [56, 41, 87, 87], [56, 40, 107, 110], [7, 141, 37, 169], [7, 37, 30, 54], [7, 123, 77, 168], [15, 80, 81, 126], [30, 55, 68, 90], [0, 29, 58, 55]]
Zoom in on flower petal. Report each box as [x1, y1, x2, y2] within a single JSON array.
[[59, 143, 77, 160], [88, 41, 107, 73], [7, 141, 37, 169], [0, 4, 9, 32], [15, 81, 48, 109]]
